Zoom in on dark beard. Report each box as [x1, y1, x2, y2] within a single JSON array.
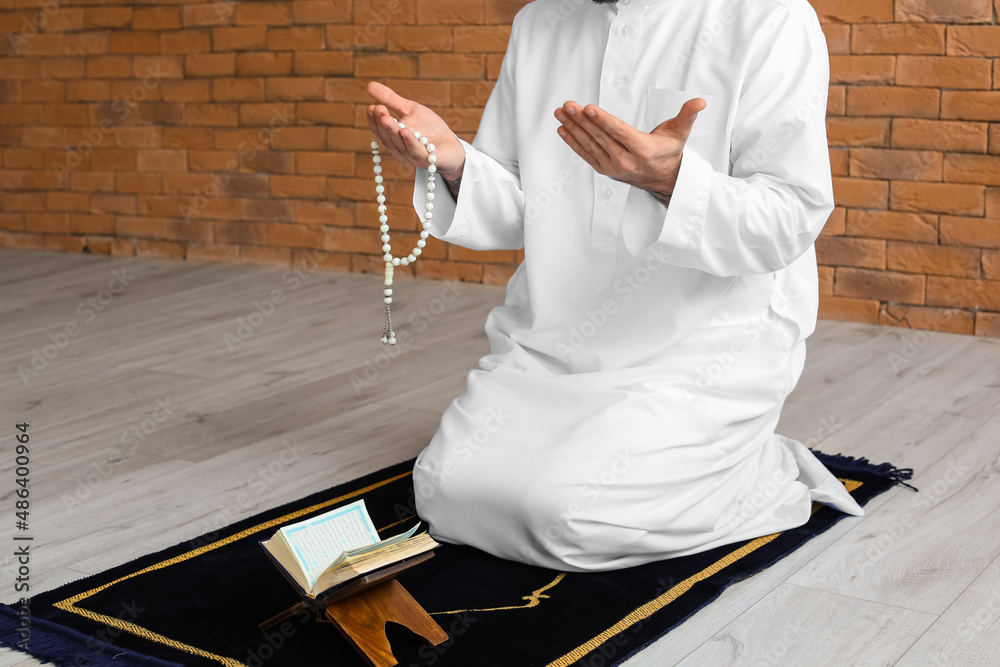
[[590, 0, 619, 3]]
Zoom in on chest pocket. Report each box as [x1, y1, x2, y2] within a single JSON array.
[[643, 87, 732, 175]]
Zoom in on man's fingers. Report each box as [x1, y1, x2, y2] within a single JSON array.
[[369, 106, 432, 167], [385, 114, 428, 164], [366, 79, 417, 158], [580, 104, 643, 152], [368, 108, 396, 156], [367, 106, 384, 145], [368, 107, 391, 149], [555, 105, 611, 167], [376, 106, 409, 156], [556, 125, 602, 175], [672, 98, 706, 141], [399, 126, 431, 164], [367, 81, 414, 120]]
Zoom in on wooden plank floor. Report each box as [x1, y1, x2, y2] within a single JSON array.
[[1, 248, 998, 666]]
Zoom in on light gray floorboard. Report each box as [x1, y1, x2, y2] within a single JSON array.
[[0, 248, 997, 667]]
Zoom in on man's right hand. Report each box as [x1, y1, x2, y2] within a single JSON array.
[[366, 81, 466, 180]]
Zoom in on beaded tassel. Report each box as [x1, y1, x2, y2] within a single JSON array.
[[372, 121, 437, 345], [381, 262, 395, 345]]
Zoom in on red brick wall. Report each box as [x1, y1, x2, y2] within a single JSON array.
[[816, 0, 1000, 337], [1, 0, 998, 337], [0, 0, 523, 286]]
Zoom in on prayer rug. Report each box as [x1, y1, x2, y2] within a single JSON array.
[[0, 451, 915, 667]]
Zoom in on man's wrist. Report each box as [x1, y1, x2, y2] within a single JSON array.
[[649, 190, 672, 209], [642, 153, 682, 210], [439, 161, 465, 201], [437, 132, 465, 180], [438, 163, 464, 182]]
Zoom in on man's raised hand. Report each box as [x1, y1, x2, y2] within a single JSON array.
[[553, 98, 706, 198], [366, 81, 466, 179]]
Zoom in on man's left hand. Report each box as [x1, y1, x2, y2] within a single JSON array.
[[553, 99, 705, 201]]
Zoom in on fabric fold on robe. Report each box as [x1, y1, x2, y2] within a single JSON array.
[[408, 0, 864, 573]]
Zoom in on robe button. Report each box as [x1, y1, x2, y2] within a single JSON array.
[[622, 25, 633, 37], [613, 75, 624, 86], [603, 187, 613, 198]]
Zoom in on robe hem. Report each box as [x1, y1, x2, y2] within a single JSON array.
[[612, 453, 917, 666]]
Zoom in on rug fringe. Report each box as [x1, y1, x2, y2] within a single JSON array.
[[0, 606, 183, 667], [808, 448, 919, 492]]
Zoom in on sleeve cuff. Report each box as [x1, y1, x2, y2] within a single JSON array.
[[412, 137, 473, 242], [654, 143, 714, 257]]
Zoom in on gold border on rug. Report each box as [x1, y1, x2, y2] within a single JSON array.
[[49, 469, 864, 667]]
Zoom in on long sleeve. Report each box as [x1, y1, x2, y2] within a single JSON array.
[[411, 10, 525, 251], [623, 2, 834, 277]]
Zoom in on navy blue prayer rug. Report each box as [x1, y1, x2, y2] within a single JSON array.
[[1, 450, 915, 667]]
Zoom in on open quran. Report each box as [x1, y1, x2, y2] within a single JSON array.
[[259, 498, 439, 598]]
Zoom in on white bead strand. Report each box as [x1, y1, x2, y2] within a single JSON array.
[[372, 119, 437, 346]]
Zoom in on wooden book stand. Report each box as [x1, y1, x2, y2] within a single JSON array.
[[258, 551, 449, 667]]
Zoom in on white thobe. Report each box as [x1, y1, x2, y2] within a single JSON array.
[[408, 0, 865, 572]]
